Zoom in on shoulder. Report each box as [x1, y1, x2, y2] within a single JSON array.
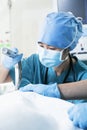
[[21, 53, 45, 69], [76, 59, 87, 70], [72, 56, 87, 70], [72, 57, 87, 80], [22, 53, 39, 64]]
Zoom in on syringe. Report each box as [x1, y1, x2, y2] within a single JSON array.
[[2, 47, 18, 58]]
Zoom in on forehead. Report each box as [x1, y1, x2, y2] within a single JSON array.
[[38, 42, 62, 51]]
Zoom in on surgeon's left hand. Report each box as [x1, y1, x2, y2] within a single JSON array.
[[19, 83, 61, 98], [68, 103, 87, 129]]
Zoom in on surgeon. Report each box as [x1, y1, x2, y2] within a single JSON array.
[[0, 12, 87, 104]]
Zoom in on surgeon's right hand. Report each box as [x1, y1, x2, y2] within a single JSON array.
[[19, 83, 61, 98], [1, 48, 23, 70]]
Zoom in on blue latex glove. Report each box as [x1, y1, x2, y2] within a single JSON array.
[[2, 48, 23, 70], [19, 83, 61, 98], [68, 103, 87, 129]]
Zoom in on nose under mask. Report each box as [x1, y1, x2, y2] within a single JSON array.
[[38, 45, 65, 68]]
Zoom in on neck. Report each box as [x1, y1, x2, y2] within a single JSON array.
[[54, 56, 76, 76]]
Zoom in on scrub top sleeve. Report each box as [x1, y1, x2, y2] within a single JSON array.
[[79, 71, 87, 80], [74, 60, 87, 81]]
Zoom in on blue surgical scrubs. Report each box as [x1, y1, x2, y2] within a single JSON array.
[[9, 54, 87, 104]]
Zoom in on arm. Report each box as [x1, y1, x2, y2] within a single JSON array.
[[20, 79, 87, 100], [58, 79, 87, 100], [0, 47, 23, 83], [0, 64, 12, 83]]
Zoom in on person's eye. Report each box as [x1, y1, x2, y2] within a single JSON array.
[[39, 44, 44, 48], [49, 47, 57, 50]]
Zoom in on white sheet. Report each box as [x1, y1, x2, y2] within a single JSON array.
[[0, 91, 83, 130]]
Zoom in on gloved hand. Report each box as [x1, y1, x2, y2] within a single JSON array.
[[68, 103, 87, 129], [2, 48, 23, 70], [19, 83, 61, 98]]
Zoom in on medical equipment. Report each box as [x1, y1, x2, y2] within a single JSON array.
[[70, 25, 87, 63], [57, 0, 87, 24], [2, 47, 22, 89], [2, 47, 18, 58], [14, 60, 22, 89]]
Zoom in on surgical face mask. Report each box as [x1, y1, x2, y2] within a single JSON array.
[[38, 45, 65, 68]]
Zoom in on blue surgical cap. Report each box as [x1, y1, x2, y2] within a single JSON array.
[[38, 12, 82, 51]]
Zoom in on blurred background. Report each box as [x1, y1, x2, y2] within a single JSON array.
[[0, 0, 57, 57], [0, 0, 87, 61]]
